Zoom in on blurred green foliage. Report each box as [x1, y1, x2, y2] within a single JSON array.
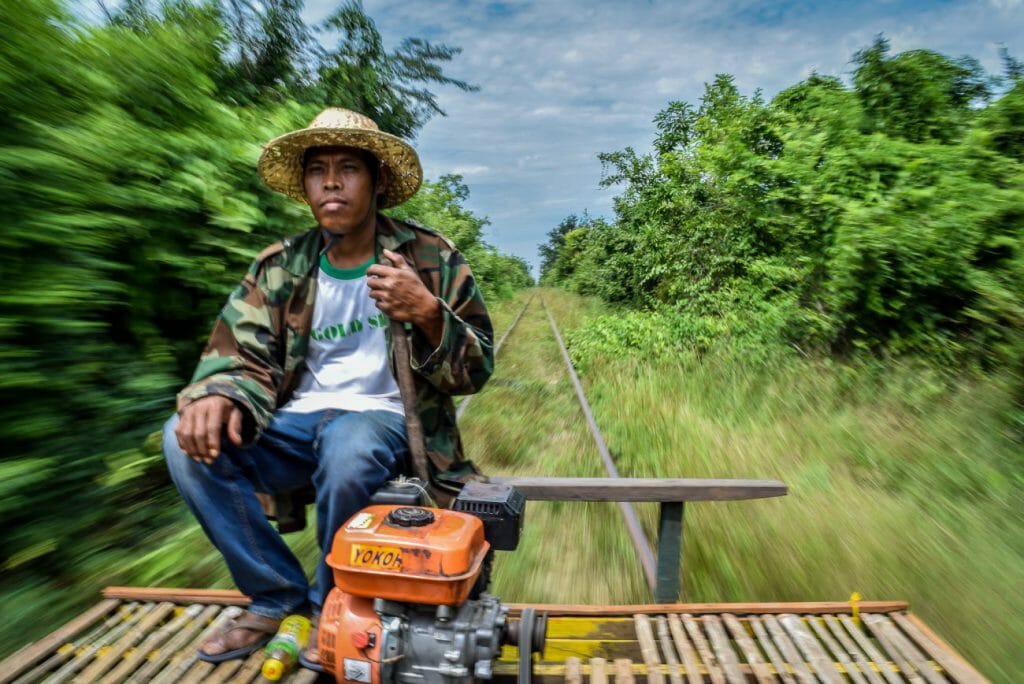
[[541, 38, 1024, 373], [1, 0, 527, 656]]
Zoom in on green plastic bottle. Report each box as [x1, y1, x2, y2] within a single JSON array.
[[261, 615, 313, 681]]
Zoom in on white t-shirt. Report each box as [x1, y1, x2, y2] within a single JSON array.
[[280, 254, 404, 416]]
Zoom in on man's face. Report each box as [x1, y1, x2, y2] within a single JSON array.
[[303, 146, 381, 234]]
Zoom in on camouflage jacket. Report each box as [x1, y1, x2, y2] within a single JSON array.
[[177, 214, 494, 490]]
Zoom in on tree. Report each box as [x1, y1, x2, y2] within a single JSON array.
[[853, 35, 991, 143], [314, 1, 477, 137], [558, 40, 1024, 364], [98, 0, 475, 136]]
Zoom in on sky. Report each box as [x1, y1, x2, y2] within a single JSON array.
[[298, 0, 1024, 274]]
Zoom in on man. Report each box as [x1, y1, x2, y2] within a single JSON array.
[[162, 108, 493, 667]]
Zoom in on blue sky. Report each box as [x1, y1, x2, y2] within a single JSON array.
[[303, 0, 1024, 274]]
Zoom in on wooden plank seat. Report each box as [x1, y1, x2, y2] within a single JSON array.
[[488, 477, 787, 502], [489, 476, 788, 602]]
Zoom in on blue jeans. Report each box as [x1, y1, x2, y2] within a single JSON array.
[[163, 408, 407, 619]]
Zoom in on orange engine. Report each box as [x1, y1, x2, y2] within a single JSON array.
[[318, 484, 545, 684], [327, 505, 489, 605]]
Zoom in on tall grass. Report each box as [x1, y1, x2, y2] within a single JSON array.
[[462, 289, 1023, 682]]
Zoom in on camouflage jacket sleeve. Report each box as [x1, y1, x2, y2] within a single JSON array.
[[407, 240, 494, 396], [175, 247, 284, 436]]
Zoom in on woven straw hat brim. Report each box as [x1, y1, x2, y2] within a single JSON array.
[[258, 127, 422, 208]]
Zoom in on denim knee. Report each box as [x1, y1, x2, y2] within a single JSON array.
[[315, 412, 404, 488]]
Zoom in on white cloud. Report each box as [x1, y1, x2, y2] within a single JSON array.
[[447, 164, 491, 177]]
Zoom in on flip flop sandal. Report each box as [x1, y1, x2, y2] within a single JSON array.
[[298, 618, 325, 673], [197, 610, 281, 663]]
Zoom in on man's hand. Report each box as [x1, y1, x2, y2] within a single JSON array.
[[175, 395, 243, 464], [367, 249, 443, 347]]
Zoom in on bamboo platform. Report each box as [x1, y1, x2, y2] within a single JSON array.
[[0, 588, 988, 683]]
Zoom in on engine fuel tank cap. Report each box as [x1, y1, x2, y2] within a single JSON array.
[[387, 507, 435, 527]]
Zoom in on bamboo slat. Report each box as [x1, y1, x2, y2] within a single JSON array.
[[779, 614, 843, 684], [149, 605, 242, 684], [614, 658, 635, 683], [178, 658, 214, 683], [13, 606, 129, 684], [206, 655, 246, 684], [565, 656, 583, 684], [761, 615, 816, 684], [883, 614, 967, 684], [107, 602, 201, 684], [230, 651, 267, 683], [750, 616, 796, 684], [86, 601, 176, 684], [101, 604, 203, 684], [633, 615, 665, 684], [129, 604, 220, 682], [681, 614, 726, 684], [702, 615, 745, 684], [666, 614, 704, 684], [11, 648, 73, 684], [823, 615, 884, 684], [807, 615, 869, 684], [48, 602, 148, 684], [202, 658, 243, 683], [860, 615, 922, 683], [654, 617, 683, 684], [863, 614, 933, 684], [891, 612, 988, 683], [722, 614, 774, 684], [0, 599, 120, 684], [837, 614, 904, 684], [591, 657, 609, 684]]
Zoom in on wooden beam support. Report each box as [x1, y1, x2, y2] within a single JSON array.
[[488, 477, 787, 502], [655, 502, 684, 602], [102, 586, 250, 605], [505, 601, 910, 616]]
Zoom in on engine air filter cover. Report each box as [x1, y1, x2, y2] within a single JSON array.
[[327, 505, 489, 605]]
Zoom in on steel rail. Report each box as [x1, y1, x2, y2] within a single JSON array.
[[456, 293, 534, 420], [538, 296, 659, 591]]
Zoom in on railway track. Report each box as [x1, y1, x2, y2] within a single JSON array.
[[460, 294, 660, 591]]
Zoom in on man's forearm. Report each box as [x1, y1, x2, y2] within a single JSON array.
[[413, 295, 444, 349]]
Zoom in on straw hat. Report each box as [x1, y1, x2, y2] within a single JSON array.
[[258, 108, 422, 208]]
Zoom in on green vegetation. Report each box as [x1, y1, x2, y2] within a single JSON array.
[[533, 38, 1024, 682], [0, 0, 528, 660], [461, 290, 1021, 681], [541, 37, 1024, 372]]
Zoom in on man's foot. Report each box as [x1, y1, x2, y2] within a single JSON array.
[[298, 616, 324, 673], [197, 610, 280, 663]]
